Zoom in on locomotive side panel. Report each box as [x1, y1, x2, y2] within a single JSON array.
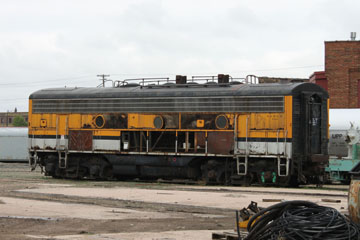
[[236, 96, 292, 157]]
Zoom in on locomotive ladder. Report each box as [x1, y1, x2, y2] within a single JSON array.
[[236, 156, 248, 175], [58, 151, 68, 169], [236, 115, 248, 176], [277, 157, 289, 177], [28, 151, 38, 171], [277, 130, 289, 177], [29, 133, 38, 171], [56, 115, 69, 169]]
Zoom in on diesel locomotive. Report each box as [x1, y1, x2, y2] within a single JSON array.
[[28, 75, 329, 186]]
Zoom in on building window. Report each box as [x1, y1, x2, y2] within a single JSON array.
[[0, 118, 3, 124], [8, 117, 12, 124]]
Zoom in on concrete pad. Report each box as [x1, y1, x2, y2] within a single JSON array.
[[37, 183, 75, 187], [177, 185, 348, 197], [19, 186, 348, 210], [0, 197, 177, 220], [27, 230, 220, 240]]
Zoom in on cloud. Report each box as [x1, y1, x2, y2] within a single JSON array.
[[0, 0, 359, 111]]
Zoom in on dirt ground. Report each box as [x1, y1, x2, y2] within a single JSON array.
[[0, 163, 349, 240]]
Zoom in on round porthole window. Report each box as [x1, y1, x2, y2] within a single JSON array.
[[215, 115, 228, 129], [153, 116, 164, 129], [95, 115, 105, 128]]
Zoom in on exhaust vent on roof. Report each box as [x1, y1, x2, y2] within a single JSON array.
[[351, 32, 357, 41], [176, 75, 187, 84], [218, 74, 229, 84]]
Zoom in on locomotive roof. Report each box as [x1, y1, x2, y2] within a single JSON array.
[[29, 82, 328, 99]]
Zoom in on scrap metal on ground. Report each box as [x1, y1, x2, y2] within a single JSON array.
[[214, 200, 360, 240]]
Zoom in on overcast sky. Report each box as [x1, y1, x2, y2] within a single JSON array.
[[0, 0, 359, 112]]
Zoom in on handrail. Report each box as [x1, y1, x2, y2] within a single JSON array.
[[110, 75, 258, 88]]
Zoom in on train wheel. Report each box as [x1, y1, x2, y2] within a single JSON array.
[[53, 166, 65, 178], [230, 174, 253, 186], [42, 155, 63, 178], [81, 155, 113, 180], [201, 160, 227, 185], [278, 175, 299, 187], [101, 165, 114, 180]]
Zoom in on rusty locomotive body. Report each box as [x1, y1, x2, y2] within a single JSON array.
[[28, 76, 329, 186]]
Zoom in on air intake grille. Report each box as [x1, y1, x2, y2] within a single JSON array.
[[32, 96, 284, 113]]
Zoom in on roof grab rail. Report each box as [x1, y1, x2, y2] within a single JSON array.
[[113, 78, 172, 87], [111, 74, 259, 88]]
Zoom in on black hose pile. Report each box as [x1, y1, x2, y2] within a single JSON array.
[[245, 200, 360, 240]]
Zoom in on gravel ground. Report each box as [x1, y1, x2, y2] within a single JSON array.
[[0, 162, 349, 240]]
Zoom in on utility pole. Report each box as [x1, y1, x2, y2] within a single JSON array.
[[97, 74, 110, 87]]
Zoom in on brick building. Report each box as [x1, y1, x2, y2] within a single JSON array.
[[314, 40, 360, 108], [0, 112, 28, 127], [309, 71, 327, 91]]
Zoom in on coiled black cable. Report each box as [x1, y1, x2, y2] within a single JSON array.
[[245, 200, 360, 240]]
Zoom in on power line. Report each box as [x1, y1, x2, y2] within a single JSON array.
[[0, 79, 97, 88], [239, 65, 324, 73], [0, 75, 94, 86], [109, 64, 324, 76], [0, 98, 28, 102], [0, 64, 324, 88]]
